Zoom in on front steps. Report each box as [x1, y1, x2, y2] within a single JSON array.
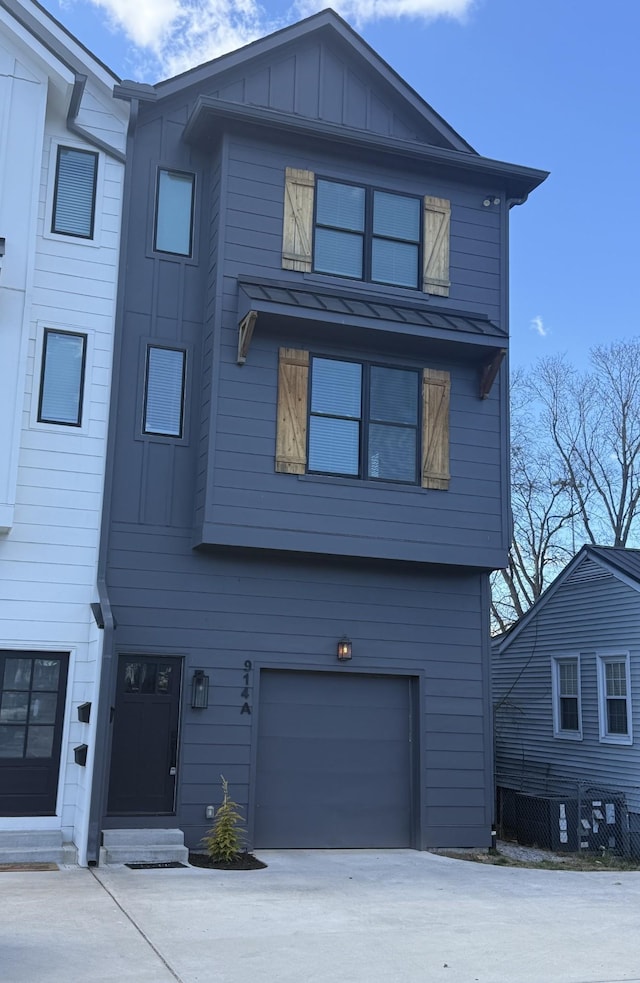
[[0, 830, 77, 865], [99, 828, 189, 866]]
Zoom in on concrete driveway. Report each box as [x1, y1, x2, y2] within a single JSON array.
[[3, 850, 640, 983]]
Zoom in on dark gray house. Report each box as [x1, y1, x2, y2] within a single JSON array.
[[89, 9, 546, 863], [494, 545, 640, 853]]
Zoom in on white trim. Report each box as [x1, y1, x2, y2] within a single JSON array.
[[42, 137, 104, 249], [551, 653, 583, 741], [29, 320, 94, 435], [596, 650, 633, 746]]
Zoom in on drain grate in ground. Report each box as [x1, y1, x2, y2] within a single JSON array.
[[0, 863, 59, 872], [125, 861, 188, 870]]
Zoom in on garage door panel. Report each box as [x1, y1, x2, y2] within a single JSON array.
[[254, 670, 413, 848], [258, 705, 407, 742]]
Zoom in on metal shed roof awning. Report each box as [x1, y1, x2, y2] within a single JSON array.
[[236, 277, 507, 397]]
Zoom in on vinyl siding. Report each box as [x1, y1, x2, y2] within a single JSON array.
[[494, 561, 640, 813]]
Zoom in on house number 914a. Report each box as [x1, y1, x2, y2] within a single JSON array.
[[241, 659, 252, 715]]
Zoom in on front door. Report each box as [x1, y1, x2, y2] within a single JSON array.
[[107, 655, 182, 814], [0, 651, 69, 816]]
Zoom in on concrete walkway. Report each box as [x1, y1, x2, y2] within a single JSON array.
[[3, 850, 640, 983]]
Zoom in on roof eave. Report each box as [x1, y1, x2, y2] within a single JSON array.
[[183, 97, 548, 198]]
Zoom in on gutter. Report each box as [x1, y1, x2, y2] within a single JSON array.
[[67, 75, 126, 164]]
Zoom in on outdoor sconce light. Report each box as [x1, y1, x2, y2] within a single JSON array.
[[337, 636, 352, 661], [191, 669, 209, 709]]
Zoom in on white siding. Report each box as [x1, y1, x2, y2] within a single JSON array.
[[0, 0, 127, 864]]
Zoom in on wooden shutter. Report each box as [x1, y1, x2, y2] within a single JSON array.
[[423, 196, 451, 297], [275, 348, 309, 474], [422, 368, 450, 490], [282, 168, 314, 272]]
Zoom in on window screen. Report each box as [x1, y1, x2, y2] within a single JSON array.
[[38, 330, 87, 426], [143, 346, 186, 437], [51, 147, 98, 238], [154, 170, 195, 256]]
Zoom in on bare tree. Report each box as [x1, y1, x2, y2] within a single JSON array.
[[492, 340, 640, 632], [491, 369, 576, 632]]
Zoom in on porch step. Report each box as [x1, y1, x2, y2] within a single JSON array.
[[99, 828, 189, 866], [0, 830, 77, 865]]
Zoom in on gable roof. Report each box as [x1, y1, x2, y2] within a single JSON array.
[[121, 8, 474, 153], [496, 545, 640, 653]]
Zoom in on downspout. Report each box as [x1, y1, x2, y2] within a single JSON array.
[[85, 96, 139, 864], [490, 190, 531, 842], [66, 75, 126, 163]]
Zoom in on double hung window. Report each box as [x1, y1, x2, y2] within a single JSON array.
[[314, 180, 421, 289], [38, 329, 87, 427], [308, 357, 420, 483], [552, 657, 582, 739], [51, 147, 98, 239], [597, 653, 632, 743]]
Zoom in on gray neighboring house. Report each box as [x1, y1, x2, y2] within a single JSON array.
[[88, 9, 546, 864], [494, 545, 640, 853]]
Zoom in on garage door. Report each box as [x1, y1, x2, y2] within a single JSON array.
[[254, 670, 414, 848]]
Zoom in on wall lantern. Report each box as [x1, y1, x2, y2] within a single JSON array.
[[191, 669, 209, 709], [337, 636, 352, 661]]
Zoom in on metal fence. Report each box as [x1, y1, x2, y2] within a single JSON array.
[[495, 773, 640, 857]]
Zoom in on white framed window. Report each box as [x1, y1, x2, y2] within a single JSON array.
[[37, 329, 87, 427], [143, 345, 186, 437], [51, 146, 98, 239], [552, 656, 582, 740], [597, 652, 632, 745]]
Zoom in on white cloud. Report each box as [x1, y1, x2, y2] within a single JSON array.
[[82, 0, 272, 77], [530, 315, 547, 338], [295, 0, 475, 27], [78, 0, 473, 79]]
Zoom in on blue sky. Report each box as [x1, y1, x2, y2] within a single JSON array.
[[48, 0, 639, 370]]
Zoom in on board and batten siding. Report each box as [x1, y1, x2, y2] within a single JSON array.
[[0, 8, 127, 864], [104, 533, 494, 849], [494, 566, 640, 813]]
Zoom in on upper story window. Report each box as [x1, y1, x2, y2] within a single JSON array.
[[282, 167, 450, 297], [143, 345, 186, 437], [314, 181, 421, 289], [597, 653, 632, 744], [551, 656, 582, 740], [51, 147, 98, 239], [37, 329, 87, 427], [275, 348, 450, 489], [309, 357, 420, 482], [154, 169, 195, 256]]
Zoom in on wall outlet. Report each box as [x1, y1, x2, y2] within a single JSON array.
[[205, 805, 215, 820]]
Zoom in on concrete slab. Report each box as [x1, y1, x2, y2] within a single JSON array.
[[4, 851, 640, 982], [0, 867, 177, 982]]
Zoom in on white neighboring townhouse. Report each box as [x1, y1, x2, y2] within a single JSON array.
[[0, 0, 127, 865]]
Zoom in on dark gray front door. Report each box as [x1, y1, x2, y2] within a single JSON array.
[[254, 670, 414, 848], [0, 651, 68, 816], [107, 655, 182, 815]]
